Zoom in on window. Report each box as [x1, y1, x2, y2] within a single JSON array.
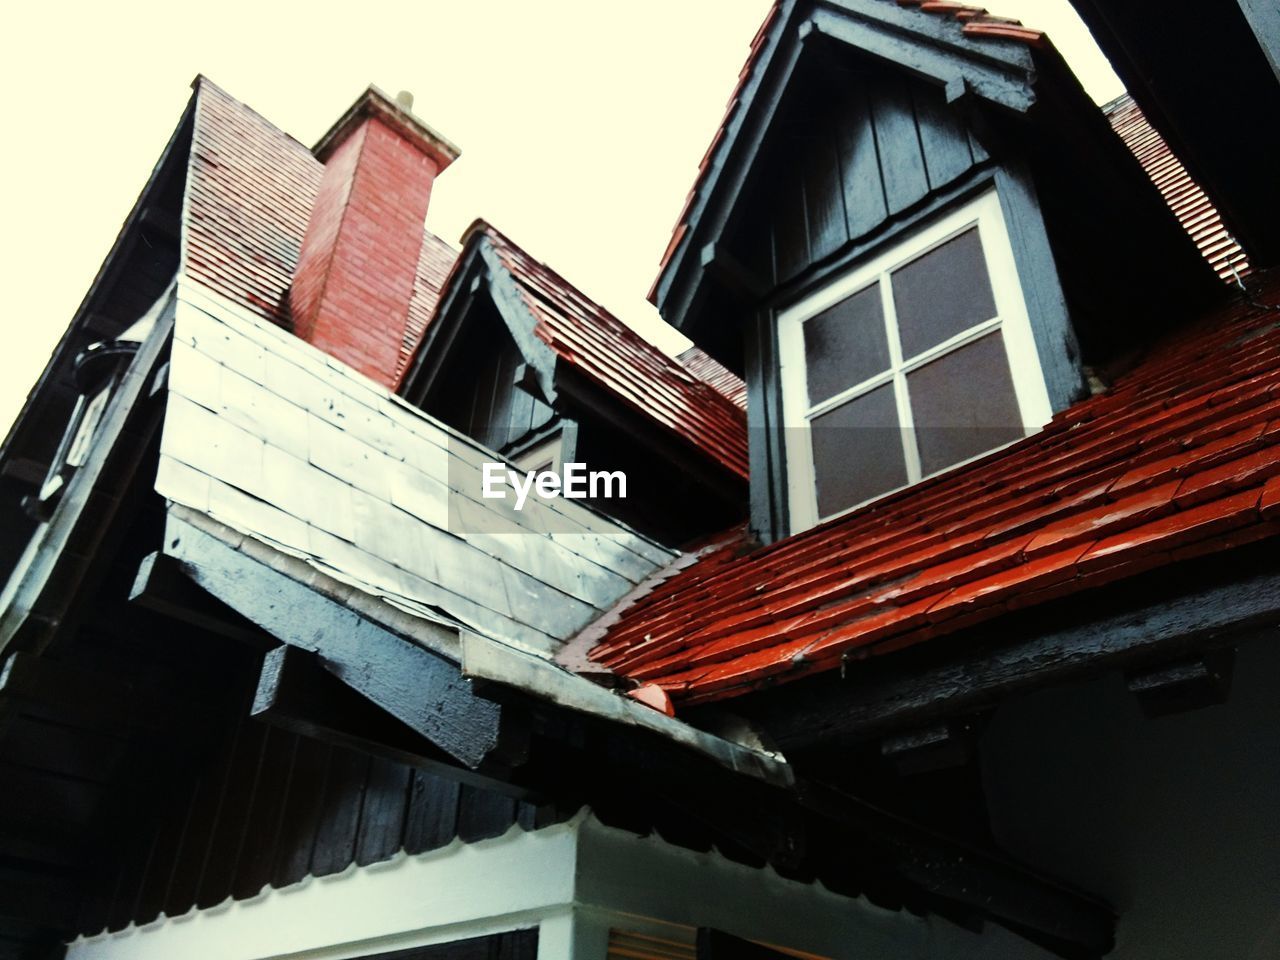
[[779, 190, 1052, 530]]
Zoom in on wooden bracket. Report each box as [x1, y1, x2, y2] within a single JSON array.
[[1126, 649, 1235, 719], [253, 645, 535, 800], [129, 551, 267, 648], [881, 718, 980, 775]]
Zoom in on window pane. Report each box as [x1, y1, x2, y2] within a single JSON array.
[[809, 383, 907, 517], [907, 331, 1024, 476], [892, 227, 997, 358], [802, 283, 889, 405]]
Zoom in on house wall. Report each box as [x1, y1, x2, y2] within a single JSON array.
[[982, 632, 1280, 959], [732, 60, 987, 291], [68, 634, 542, 938], [66, 810, 1054, 960], [431, 298, 556, 456], [159, 279, 673, 659]]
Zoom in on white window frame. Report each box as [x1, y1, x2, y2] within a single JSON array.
[[779, 188, 1053, 532]]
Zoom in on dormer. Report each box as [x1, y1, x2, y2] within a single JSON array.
[[399, 222, 748, 546], [650, 0, 1226, 541]]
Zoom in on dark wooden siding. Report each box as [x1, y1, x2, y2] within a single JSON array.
[[736, 60, 986, 292], [433, 299, 555, 454], [74, 657, 541, 937]]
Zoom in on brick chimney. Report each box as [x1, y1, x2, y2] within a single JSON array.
[[290, 86, 459, 387]]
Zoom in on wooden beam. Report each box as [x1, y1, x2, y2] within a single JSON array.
[[794, 778, 1114, 957], [253, 645, 534, 800], [163, 515, 516, 771], [880, 719, 978, 775], [129, 551, 267, 648], [1126, 649, 1235, 719]]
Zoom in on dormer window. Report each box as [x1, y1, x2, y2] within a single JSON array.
[[780, 190, 1053, 530]]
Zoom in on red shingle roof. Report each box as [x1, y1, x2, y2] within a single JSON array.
[[479, 224, 749, 479], [185, 78, 457, 380], [677, 347, 748, 410], [584, 275, 1280, 706], [1104, 94, 1249, 282]]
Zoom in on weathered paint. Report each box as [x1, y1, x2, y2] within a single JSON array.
[[159, 278, 673, 658]]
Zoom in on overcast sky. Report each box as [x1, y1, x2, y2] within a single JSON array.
[[0, 0, 1122, 439]]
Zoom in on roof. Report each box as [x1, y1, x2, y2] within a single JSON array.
[[649, 0, 1050, 304], [678, 347, 748, 410], [162, 278, 674, 658], [1104, 94, 1249, 282], [187, 81, 744, 475], [184, 78, 457, 384], [476, 224, 750, 478], [582, 273, 1280, 706]]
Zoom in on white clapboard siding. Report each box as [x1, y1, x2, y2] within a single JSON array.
[[158, 279, 674, 656]]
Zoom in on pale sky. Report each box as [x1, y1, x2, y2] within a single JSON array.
[[0, 0, 1122, 440]]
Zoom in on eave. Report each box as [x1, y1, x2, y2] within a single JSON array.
[[1067, 0, 1280, 268]]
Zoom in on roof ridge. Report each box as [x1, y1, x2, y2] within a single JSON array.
[[649, 0, 1050, 303], [479, 221, 690, 365], [191, 75, 316, 158]]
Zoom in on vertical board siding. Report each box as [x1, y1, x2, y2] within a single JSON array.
[[749, 66, 983, 291], [79, 704, 542, 935], [803, 136, 847, 265], [837, 85, 889, 244], [773, 175, 811, 284], [872, 75, 930, 216], [914, 86, 976, 191], [448, 334, 555, 453]]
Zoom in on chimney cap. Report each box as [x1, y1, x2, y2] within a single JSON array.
[[313, 84, 460, 168]]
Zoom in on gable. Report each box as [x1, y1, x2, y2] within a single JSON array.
[[728, 54, 988, 291], [428, 295, 557, 456], [654, 0, 1220, 364], [0, 93, 190, 590], [402, 223, 750, 481]]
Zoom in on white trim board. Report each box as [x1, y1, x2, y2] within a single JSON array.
[[778, 188, 1054, 532], [65, 811, 1055, 960]]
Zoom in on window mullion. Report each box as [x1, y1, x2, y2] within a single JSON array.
[[879, 272, 922, 483]]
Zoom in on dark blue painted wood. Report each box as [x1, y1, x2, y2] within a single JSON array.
[[836, 84, 889, 243], [993, 164, 1088, 411], [914, 83, 975, 190], [309, 746, 369, 877], [773, 174, 811, 283], [873, 75, 930, 216], [755, 66, 982, 290], [803, 132, 847, 265], [166, 518, 506, 769]]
